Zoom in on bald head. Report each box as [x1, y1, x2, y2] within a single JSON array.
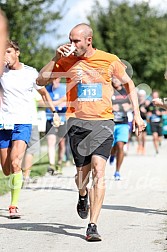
[[69, 23, 94, 57], [70, 23, 93, 39]]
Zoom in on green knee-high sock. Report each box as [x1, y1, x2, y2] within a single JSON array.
[[10, 171, 23, 207]]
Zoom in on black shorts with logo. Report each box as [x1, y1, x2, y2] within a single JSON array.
[[67, 118, 114, 167]]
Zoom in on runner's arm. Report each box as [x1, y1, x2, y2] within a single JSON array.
[[37, 87, 61, 127], [152, 98, 167, 110], [36, 44, 72, 86]]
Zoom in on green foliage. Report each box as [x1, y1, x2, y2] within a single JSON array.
[[0, 172, 10, 195], [0, 166, 47, 195], [0, 0, 66, 70], [88, 0, 167, 95], [30, 164, 47, 178], [30, 154, 48, 178]]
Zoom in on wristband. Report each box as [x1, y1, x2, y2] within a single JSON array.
[[52, 111, 57, 113]]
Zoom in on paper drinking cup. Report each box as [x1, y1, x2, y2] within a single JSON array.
[[64, 44, 76, 57]]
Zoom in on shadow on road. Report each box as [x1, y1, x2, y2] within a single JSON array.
[[0, 208, 9, 219], [0, 222, 86, 240], [23, 187, 77, 192], [102, 205, 167, 216]]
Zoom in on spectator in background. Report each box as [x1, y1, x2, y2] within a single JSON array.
[[152, 70, 167, 110], [40, 78, 67, 175], [22, 87, 56, 183], [146, 90, 164, 155], [136, 90, 149, 155]]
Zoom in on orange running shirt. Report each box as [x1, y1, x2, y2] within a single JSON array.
[[52, 49, 127, 120]]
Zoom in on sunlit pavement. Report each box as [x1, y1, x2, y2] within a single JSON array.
[[0, 136, 167, 252]]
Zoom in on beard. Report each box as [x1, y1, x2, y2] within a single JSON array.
[[74, 46, 87, 57]]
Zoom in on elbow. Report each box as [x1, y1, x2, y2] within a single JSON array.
[[36, 76, 48, 86]]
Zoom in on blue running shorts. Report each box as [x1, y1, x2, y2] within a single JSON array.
[[0, 124, 32, 149], [112, 124, 129, 147]]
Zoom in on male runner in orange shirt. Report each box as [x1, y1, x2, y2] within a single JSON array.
[[37, 23, 145, 242]]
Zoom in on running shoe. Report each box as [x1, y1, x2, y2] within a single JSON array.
[[77, 189, 89, 219], [55, 164, 62, 175], [23, 176, 38, 185], [9, 206, 21, 219], [23, 177, 33, 184], [86, 223, 102, 242], [109, 155, 115, 165], [47, 165, 55, 175], [114, 171, 121, 181], [22, 177, 31, 188]]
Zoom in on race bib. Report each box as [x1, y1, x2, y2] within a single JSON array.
[[150, 114, 160, 122], [0, 124, 4, 130], [77, 83, 102, 101], [0, 124, 14, 130], [114, 112, 125, 122]]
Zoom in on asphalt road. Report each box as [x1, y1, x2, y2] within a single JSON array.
[[0, 137, 167, 252]]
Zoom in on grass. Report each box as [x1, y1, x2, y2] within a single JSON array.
[[0, 172, 10, 196], [0, 148, 72, 196], [30, 154, 48, 178], [0, 154, 48, 196], [30, 164, 47, 178]]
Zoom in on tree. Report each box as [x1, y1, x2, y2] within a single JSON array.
[[0, 0, 66, 70], [88, 0, 167, 95]]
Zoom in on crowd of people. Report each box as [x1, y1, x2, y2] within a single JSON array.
[[109, 87, 167, 181], [0, 9, 167, 242], [136, 89, 166, 156]]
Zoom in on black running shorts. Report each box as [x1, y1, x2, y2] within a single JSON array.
[[67, 118, 114, 167], [150, 122, 163, 136]]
